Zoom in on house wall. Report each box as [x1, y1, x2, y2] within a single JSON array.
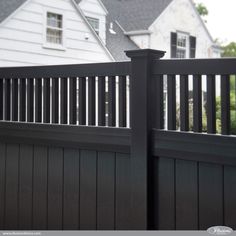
[[79, 0, 107, 45], [129, 34, 150, 49], [0, 0, 112, 67], [136, 0, 219, 59]]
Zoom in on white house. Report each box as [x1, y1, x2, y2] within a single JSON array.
[[0, 0, 220, 68], [0, 0, 114, 67]]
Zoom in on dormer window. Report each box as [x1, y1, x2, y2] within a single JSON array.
[[46, 12, 63, 45], [86, 17, 100, 35]]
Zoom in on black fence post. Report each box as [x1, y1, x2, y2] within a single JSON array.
[[126, 49, 165, 229]]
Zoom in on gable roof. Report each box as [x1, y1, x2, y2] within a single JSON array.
[[0, 0, 27, 23], [101, 0, 174, 32]]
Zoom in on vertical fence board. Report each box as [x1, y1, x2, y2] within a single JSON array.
[[224, 166, 236, 229], [180, 75, 189, 131], [79, 77, 86, 125], [167, 75, 176, 130], [43, 78, 50, 124], [35, 78, 42, 123], [12, 79, 18, 122], [4, 79, 11, 121], [199, 163, 223, 230], [88, 77, 96, 126], [97, 152, 115, 230], [47, 147, 63, 230], [63, 149, 80, 230], [69, 77, 77, 125], [176, 160, 198, 230], [18, 144, 33, 230], [115, 153, 131, 230], [32, 146, 48, 230], [207, 75, 216, 133], [155, 75, 164, 129], [5, 144, 19, 230], [156, 157, 175, 230], [19, 79, 26, 122], [108, 76, 116, 127], [60, 78, 68, 125], [52, 78, 59, 124], [0, 143, 6, 229], [193, 75, 202, 132], [27, 79, 34, 122], [0, 80, 3, 120], [98, 76, 106, 126], [221, 75, 230, 135], [119, 76, 127, 127], [80, 150, 97, 230]]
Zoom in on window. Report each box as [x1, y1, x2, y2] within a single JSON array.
[[176, 33, 188, 58], [86, 17, 99, 35], [46, 12, 63, 45]]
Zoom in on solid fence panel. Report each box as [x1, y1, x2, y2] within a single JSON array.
[[97, 152, 115, 230], [18, 144, 33, 230], [63, 149, 80, 230], [47, 147, 63, 230], [32, 146, 48, 230]]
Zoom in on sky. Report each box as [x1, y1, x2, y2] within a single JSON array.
[[194, 0, 236, 45]]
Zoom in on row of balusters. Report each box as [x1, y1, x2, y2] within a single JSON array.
[[157, 74, 233, 135], [0, 76, 130, 127]]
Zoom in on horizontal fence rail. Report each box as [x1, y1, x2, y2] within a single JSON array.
[[153, 58, 236, 135], [0, 62, 131, 128]]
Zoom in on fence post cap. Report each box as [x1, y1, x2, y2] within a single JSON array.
[[125, 49, 166, 59]]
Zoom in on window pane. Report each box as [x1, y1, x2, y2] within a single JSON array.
[[176, 49, 186, 58], [86, 17, 99, 35], [46, 28, 62, 44], [47, 12, 62, 28]]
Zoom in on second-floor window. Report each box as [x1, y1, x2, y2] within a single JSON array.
[[86, 17, 99, 35], [46, 12, 63, 45], [176, 33, 187, 58]]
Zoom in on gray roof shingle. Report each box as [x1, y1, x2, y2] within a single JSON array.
[[101, 0, 173, 32], [0, 0, 28, 23]]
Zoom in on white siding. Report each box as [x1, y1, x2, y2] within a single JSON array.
[[79, 0, 107, 45], [0, 0, 112, 67]]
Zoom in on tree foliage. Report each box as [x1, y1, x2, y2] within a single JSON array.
[[221, 42, 236, 57], [195, 3, 209, 17]]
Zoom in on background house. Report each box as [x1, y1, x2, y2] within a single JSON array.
[[0, 0, 220, 68]]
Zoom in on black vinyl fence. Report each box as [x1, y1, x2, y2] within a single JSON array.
[[0, 49, 236, 230]]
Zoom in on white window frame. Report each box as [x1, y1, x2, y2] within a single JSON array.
[[176, 32, 189, 59], [86, 16, 100, 36], [43, 8, 66, 51]]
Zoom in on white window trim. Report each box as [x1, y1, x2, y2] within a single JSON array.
[[176, 31, 190, 59], [42, 8, 66, 51], [86, 16, 100, 36]]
